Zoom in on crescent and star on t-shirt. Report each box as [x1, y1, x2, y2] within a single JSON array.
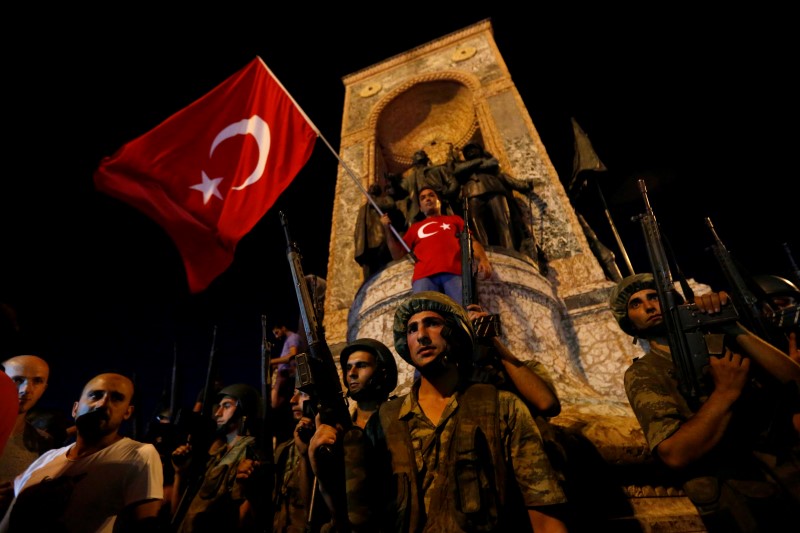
[[417, 220, 452, 238]]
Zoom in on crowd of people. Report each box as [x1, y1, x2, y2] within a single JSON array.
[[1, 142, 799, 532]]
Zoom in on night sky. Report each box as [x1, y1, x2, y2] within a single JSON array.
[[3, 8, 796, 431]]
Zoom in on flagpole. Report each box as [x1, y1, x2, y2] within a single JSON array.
[[315, 133, 417, 264], [595, 180, 635, 276], [261, 56, 414, 262]]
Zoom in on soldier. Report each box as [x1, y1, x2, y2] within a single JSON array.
[[310, 291, 569, 532], [171, 383, 265, 532], [272, 387, 322, 532], [339, 338, 398, 429], [611, 273, 800, 532]]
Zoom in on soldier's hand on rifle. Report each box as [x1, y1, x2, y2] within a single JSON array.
[[235, 457, 258, 481], [294, 416, 315, 456], [708, 348, 750, 401], [466, 304, 487, 321], [308, 419, 341, 478], [693, 291, 731, 315], [171, 443, 193, 473]]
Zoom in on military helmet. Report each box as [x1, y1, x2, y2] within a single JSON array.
[[216, 383, 262, 421], [393, 291, 475, 365], [752, 274, 800, 300], [608, 273, 657, 336], [340, 338, 398, 401]]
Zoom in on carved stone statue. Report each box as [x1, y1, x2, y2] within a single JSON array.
[[354, 183, 404, 280], [452, 143, 537, 257]]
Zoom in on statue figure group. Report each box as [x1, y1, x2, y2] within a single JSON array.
[[354, 142, 543, 280]]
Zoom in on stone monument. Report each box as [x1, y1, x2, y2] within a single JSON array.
[[323, 19, 706, 531]]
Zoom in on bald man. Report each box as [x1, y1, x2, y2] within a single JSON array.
[[0, 372, 163, 532], [0, 355, 53, 485]]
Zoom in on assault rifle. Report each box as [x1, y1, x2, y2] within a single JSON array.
[[281, 211, 352, 530], [171, 326, 220, 529], [634, 180, 739, 404], [459, 197, 501, 340], [279, 211, 351, 439], [254, 314, 275, 531], [705, 217, 778, 346]]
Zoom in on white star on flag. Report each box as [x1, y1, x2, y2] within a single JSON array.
[[440, 222, 451, 230], [190, 172, 224, 204]]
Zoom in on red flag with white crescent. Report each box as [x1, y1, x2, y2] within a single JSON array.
[[94, 56, 318, 293]]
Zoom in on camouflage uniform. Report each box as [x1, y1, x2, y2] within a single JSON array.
[[344, 290, 566, 532], [624, 345, 694, 452], [355, 377, 565, 532], [472, 357, 568, 487], [177, 435, 256, 533], [618, 275, 800, 532], [273, 438, 310, 533]]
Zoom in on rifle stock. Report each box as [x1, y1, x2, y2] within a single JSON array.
[[635, 180, 738, 404]]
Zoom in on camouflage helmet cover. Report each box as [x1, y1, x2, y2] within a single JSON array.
[[393, 291, 476, 365], [608, 273, 657, 336]]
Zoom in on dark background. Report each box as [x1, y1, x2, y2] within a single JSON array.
[[2, 8, 796, 433]]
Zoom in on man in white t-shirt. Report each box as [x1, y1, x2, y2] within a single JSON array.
[[0, 372, 163, 532]]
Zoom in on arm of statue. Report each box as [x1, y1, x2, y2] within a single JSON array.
[[656, 348, 749, 469], [452, 159, 483, 182], [432, 165, 460, 198], [479, 157, 501, 174], [381, 213, 408, 261], [499, 171, 534, 194]]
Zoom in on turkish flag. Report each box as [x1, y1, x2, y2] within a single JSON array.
[[94, 56, 318, 293]]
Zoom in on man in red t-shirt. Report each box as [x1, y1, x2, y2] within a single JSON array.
[[381, 186, 491, 303]]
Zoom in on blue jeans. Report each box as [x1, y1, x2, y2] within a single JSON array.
[[412, 273, 462, 304]]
